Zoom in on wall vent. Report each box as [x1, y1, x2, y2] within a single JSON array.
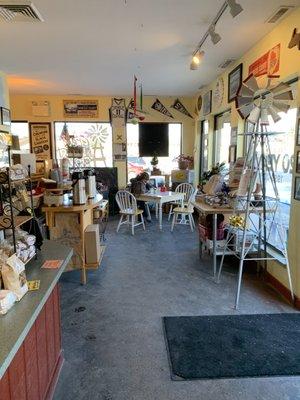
[[0, 1, 43, 22], [218, 59, 235, 69], [266, 6, 294, 24]]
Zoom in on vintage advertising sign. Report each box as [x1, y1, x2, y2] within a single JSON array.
[[63, 100, 98, 118], [29, 122, 52, 160], [248, 44, 280, 77]]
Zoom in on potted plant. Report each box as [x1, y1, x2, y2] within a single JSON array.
[[174, 154, 194, 170]]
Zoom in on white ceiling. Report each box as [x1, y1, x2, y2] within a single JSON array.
[[1, 0, 299, 96]]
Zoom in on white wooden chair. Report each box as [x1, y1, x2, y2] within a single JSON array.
[[115, 190, 145, 235], [168, 183, 195, 221], [171, 188, 196, 232]]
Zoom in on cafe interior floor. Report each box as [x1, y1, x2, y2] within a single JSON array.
[[54, 216, 300, 400]]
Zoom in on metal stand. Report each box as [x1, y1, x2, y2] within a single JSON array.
[[217, 124, 294, 309]]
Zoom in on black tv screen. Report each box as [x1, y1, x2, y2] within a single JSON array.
[[139, 123, 169, 157]]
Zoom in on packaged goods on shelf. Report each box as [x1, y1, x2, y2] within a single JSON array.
[[1, 254, 28, 300], [0, 290, 17, 315], [0, 164, 28, 181]]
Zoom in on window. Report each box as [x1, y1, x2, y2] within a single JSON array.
[[214, 111, 231, 167], [127, 123, 182, 181], [11, 121, 30, 151], [199, 120, 209, 176], [54, 122, 113, 167]]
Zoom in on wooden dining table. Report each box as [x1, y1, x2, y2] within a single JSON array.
[[137, 191, 184, 230]]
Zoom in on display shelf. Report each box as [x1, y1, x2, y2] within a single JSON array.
[[0, 215, 33, 230]]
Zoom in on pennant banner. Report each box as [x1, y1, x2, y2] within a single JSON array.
[[151, 99, 173, 118], [171, 98, 193, 118]]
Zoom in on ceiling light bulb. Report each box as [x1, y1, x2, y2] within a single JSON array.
[[208, 25, 221, 45], [226, 0, 243, 17], [190, 60, 199, 70], [192, 50, 205, 65]]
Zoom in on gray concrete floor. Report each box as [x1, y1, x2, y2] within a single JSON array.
[[54, 216, 300, 400]]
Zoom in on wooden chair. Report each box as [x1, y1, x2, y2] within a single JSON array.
[[171, 188, 196, 232], [168, 183, 195, 221], [115, 190, 145, 235]]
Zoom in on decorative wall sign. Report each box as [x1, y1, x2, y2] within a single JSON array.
[[288, 28, 300, 50], [32, 101, 50, 117], [29, 122, 52, 160], [151, 99, 173, 118], [113, 143, 127, 161], [109, 98, 126, 143], [213, 78, 224, 109], [0, 107, 11, 126], [197, 95, 203, 112], [202, 91, 212, 116], [63, 100, 98, 118], [228, 64, 243, 103], [248, 44, 280, 77], [171, 98, 193, 118]]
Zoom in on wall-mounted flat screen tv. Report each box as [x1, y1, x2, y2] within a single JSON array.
[[139, 123, 169, 157]]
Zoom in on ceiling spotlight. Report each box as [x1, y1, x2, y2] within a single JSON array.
[[190, 60, 199, 70], [192, 50, 205, 65], [226, 0, 243, 17], [208, 25, 221, 45]]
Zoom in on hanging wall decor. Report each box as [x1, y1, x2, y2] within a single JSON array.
[[228, 64, 243, 103], [109, 98, 127, 143], [197, 95, 203, 113], [248, 44, 280, 77], [171, 99, 193, 118], [213, 78, 224, 109], [29, 122, 52, 160], [202, 91, 212, 115], [63, 100, 98, 118], [288, 28, 300, 50], [151, 99, 173, 118]]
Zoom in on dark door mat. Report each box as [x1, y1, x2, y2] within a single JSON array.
[[163, 313, 300, 380]]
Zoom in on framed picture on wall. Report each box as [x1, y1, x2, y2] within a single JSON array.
[[294, 177, 300, 200], [296, 151, 300, 173], [228, 144, 237, 164], [228, 63, 243, 103], [29, 122, 52, 161], [296, 117, 300, 146], [203, 91, 212, 116], [1, 107, 11, 126]]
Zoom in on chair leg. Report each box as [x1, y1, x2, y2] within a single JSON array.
[[188, 213, 194, 232], [141, 214, 145, 230], [168, 204, 173, 221], [131, 215, 135, 235], [191, 214, 195, 229], [171, 212, 176, 232], [117, 214, 123, 232]]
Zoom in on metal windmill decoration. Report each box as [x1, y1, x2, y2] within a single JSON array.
[[217, 74, 294, 309]]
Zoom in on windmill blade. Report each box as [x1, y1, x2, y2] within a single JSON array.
[[237, 102, 254, 119], [260, 108, 269, 125], [267, 105, 282, 123], [273, 90, 293, 101], [272, 101, 290, 113], [236, 95, 252, 108], [271, 82, 290, 94], [243, 74, 259, 92], [238, 83, 254, 98], [248, 105, 261, 125]]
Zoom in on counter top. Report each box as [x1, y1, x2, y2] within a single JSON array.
[[42, 193, 103, 213], [0, 240, 73, 379]]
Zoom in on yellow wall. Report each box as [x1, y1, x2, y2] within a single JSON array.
[[0, 70, 10, 133], [10, 94, 195, 187], [194, 7, 300, 297]]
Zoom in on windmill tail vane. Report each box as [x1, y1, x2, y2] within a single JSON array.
[[235, 74, 294, 127]]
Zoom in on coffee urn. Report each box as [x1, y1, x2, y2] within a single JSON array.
[[84, 169, 97, 199], [72, 171, 86, 205]]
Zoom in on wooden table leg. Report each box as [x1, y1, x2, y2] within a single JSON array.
[[80, 211, 87, 285], [159, 201, 163, 231]]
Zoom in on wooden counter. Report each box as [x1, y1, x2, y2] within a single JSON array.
[[42, 194, 105, 284], [0, 240, 73, 399]]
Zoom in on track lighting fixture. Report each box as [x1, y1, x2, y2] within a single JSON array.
[[189, 0, 243, 70], [208, 25, 221, 45], [226, 0, 243, 18]]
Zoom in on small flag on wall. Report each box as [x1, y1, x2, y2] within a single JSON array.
[[151, 99, 173, 118], [171, 98, 193, 118]]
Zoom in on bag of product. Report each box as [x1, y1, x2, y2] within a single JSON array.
[[1, 254, 28, 301], [0, 290, 17, 315]]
